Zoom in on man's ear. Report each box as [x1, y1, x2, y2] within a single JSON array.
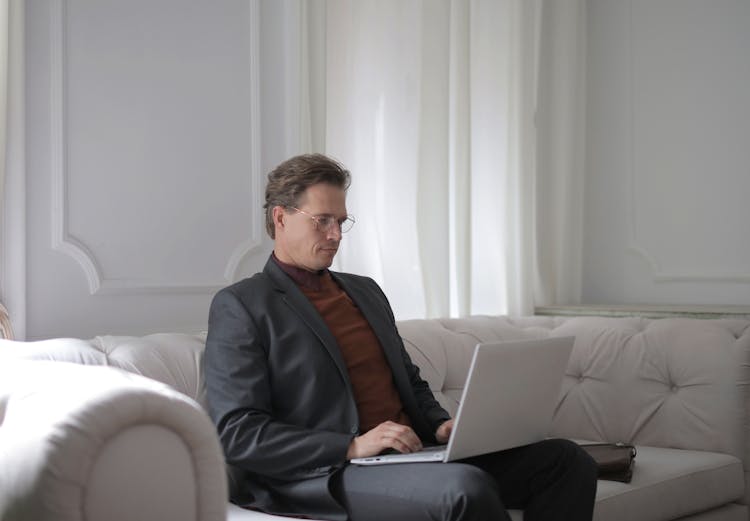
[[272, 206, 286, 234]]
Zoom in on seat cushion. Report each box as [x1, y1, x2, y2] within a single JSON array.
[[228, 446, 743, 521], [673, 503, 747, 521], [227, 501, 524, 520], [593, 446, 744, 521]]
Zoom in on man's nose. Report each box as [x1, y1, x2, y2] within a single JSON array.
[[326, 224, 342, 240]]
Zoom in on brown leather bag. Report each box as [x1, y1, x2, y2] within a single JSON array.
[[580, 443, 637, 483]]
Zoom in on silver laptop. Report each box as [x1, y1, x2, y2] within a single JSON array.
[[351, 336, 574, 465]]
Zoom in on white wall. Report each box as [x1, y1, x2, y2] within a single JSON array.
[[582, 0, 750, 306], [12, 0, 750, 339], [19, 0, 300, 339]]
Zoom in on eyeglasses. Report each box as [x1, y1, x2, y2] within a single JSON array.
[[289, 207, 356, 233]]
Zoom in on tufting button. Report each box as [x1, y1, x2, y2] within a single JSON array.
[[578, 375, 585, 383], [671, 385, 678, 392]]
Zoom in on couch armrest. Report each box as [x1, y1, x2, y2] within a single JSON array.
[[0, 361, 227, 521]]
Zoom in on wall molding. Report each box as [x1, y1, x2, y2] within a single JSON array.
[[49, 1, 263, 295], [626, 0, 750, 284], [628, 244, 750, 283], [536, 304, 750, 320]]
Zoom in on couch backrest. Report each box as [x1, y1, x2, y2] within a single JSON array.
[[397, 315, 750, 464], [0, 333, 208, 409], [2, 315, 749, 463], [396, 316, 557, 415]]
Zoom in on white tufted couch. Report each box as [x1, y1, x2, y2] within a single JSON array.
[[1, 315, 749, 521]]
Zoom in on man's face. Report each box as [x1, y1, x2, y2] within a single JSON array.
[[273, 183, 348, 272]]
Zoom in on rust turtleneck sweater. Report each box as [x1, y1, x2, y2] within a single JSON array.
[[273, 254, 411, 433]]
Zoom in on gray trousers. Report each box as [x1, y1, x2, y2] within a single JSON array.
[[330, 439, 598, 521]]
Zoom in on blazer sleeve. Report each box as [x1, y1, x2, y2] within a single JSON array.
[[401, 343, 452, 433], [204, 287, 353, 481]]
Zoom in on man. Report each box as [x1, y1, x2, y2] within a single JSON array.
[[204, 153, 597, 521]]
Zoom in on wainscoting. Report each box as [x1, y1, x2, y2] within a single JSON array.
[[536, 305, 750, 320]]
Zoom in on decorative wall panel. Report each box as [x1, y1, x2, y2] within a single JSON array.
[[628, 0, 750, 283], [50, 0, 263, 294]]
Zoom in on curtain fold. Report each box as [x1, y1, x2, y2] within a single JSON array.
[[1, 0, 9, 207], [301, 0, 585, 319], [0, 0, 24, 338], [534, 0, 588, 307], [1, 0, 11, 328]]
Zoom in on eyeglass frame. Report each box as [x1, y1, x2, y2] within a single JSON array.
[[288, 207, 356, 234]]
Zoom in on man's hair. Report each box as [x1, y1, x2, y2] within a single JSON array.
[[263, 153, 351, 239]]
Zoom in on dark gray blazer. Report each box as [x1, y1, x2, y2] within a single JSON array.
[[204, 257, 450, 519]]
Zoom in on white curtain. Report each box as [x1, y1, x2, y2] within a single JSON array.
[[1, 1, 9, 212], [0, 0, 23, 339], [301, 0, 586, 320], [534, 0, 588, 309]]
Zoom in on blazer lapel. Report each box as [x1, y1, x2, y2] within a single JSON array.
[[263, 260, 352, 388], [330, 273, 412, 390], [331, 272, 438, 439]]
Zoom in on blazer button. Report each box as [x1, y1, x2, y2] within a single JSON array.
[[350, 426, 358, 434]]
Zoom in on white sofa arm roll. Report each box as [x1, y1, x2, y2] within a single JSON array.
[[0, 361, 227, 521]]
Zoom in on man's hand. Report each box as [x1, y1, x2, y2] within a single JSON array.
[[435, 419, 454, 444], [346, 421, 423, 460]]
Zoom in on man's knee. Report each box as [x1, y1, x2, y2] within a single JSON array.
[[543, 438, 598, 484], [561, 439, 597, 477], [440, 464, 509, 521]]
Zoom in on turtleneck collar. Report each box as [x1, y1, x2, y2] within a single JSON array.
[[271, 252, 327, 291]]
